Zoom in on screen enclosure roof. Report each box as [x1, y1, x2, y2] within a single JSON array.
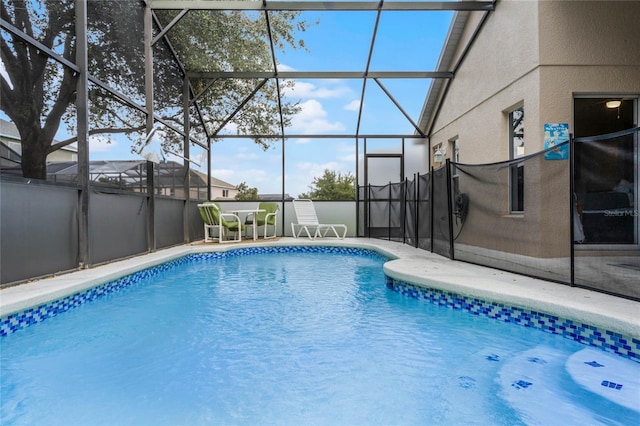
[[147, 0, 495, 142]]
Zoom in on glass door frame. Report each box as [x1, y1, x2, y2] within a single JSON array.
[[573, 95, 639, 249]]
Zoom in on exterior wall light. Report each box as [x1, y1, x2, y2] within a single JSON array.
[[433, 147, 444, 163]]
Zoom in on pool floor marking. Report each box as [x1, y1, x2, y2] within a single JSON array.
[[566, 347, 640, 411], [497, 346, 634, 425]]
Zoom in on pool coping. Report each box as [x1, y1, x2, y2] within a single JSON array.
[[1, 238, 638, 341]]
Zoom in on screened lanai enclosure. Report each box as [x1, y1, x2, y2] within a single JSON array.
[[1, 0, 492, 281], [365, 127, 640, 300], [1, 1, 638, 300]]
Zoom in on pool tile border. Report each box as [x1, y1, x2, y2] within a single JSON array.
[[386, 278, 640, 361], [0, 246, 386, 337], [2, 245, 638, 363]]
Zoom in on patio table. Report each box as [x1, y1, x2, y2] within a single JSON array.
[[226, 209, 266, 241]]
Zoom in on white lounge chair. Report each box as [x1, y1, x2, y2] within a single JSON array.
[[291, 199, 347, 239]]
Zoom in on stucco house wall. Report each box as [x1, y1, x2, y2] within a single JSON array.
[[431, 0, 640, 160], [427, 0, 640, 258], [537, 1, 640, 131], [430, 0, 540, 163]]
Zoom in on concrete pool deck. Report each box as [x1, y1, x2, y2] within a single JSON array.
[[1, 238, 638, 341]]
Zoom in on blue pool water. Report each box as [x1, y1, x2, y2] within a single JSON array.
[[1, 248, 639, 425]]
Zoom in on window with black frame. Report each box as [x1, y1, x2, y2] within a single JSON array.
[[509, 106, 525, 213]]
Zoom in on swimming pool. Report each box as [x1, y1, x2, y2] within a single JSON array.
[[1, 246, 639, 425]]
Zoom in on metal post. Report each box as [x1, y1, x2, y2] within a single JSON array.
[[144, 2, 156, 252], [401, 137, 405, 185], [75, 0, 90, 268], [388, 182, 392, 241], [402, 177, 407, 244], [569, 135, 575, 286], [414, 172, 419, 248], [207, 136, 212, 201], [363, 138, 369, 238], [147, 160, 155, 246], [355, 137, 359, 237], [183, 75, 191, 243], [446, 159, 455, 260], [367, 184, 371, 238], [430, 167, 434, 253], [281, 138, 285, 236]]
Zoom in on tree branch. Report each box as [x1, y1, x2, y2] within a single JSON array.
[[50, 125, 146, 152], [43, 35, 77, 148]]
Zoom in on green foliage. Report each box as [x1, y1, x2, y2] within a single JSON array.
[[299, 169, 355, 201], [0, 0, 312, 179], [234, 181, 259, 200]]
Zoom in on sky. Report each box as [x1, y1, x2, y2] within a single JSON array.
[[1, 3, 453, 197]]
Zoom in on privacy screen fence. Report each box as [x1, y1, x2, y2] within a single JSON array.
[[359, 127, 639, 300]]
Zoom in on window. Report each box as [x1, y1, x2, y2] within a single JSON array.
[[509, 106, 524, 213], [449, 138, 459, 163], [449, 138, 460, 193], [222, 189, 229, 198]]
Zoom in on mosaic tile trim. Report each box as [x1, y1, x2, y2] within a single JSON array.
[[386, 277, 640, 362], [0, 246, 387, 337], [189, 245, 389, 262]]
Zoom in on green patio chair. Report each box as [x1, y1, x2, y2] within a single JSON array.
[[197, 202, 244, 243], [245, 202, 279, 239]]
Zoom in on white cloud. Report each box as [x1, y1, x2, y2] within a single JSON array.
[[296, 160, 344, 174], [212, 121, 238, 135], [286, 160, 349, 197], [235, 147, 260, 161], [298, 99, 326, 120], [211, 168, 236, 180], [209, 167, 280, 192], [277, 63, 296, 72], [290, 99, 345, 134], [339, 153, 356, 163], [241, 168, 270, 186], [283, 81, 352, 99], [89, 135, 116, 153], [344, 100, 361, 111]]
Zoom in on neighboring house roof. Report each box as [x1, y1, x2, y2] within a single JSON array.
[[209, 175, 236, 189], [45, 160, 210, 187], [191, 170, 237, 190], [0, 118, 21, 140], [0, 141, 21, 168], [259, 193, 293, 201], [0, 118, 78, 153]]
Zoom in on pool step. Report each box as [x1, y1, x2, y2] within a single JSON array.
[[566, 347, 640, 411], [497, 345, 640, 424]]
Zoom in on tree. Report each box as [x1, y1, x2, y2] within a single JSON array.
[[1, 0, 311, 179], [234, 181, 259, 200], [299, 169, 355, 201]]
